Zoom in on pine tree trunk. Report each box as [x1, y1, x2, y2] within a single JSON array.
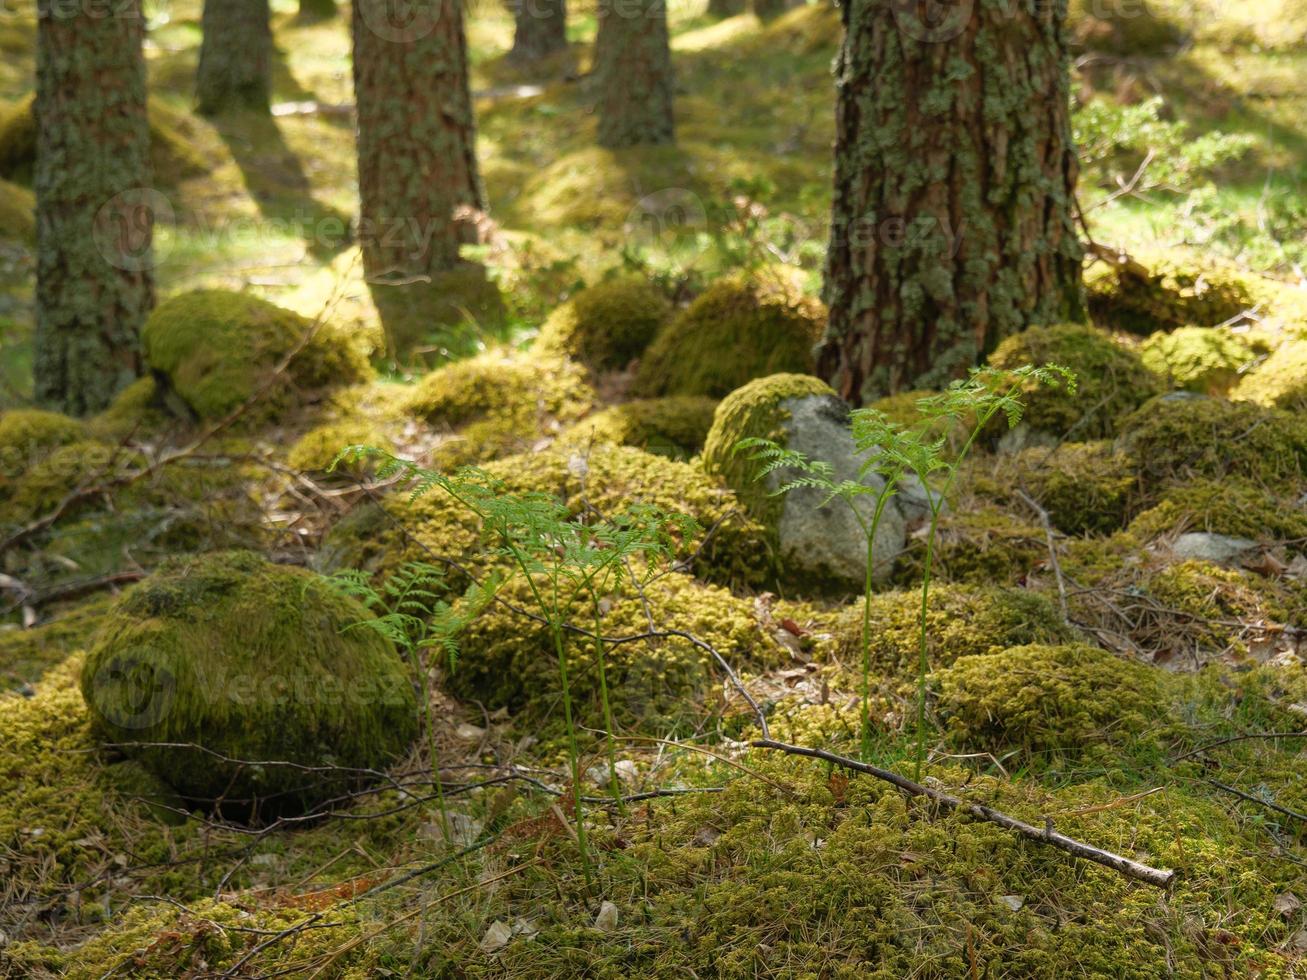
[[594, 0, 675, 149], [817, 0, 1084, 404], [298, 0, 335, 21], [352, 0, 483, 284], [752, 0, 796, 21], [35, 0, 153, 415], [508, 0, 567, 63], [196, 0, 273, 115]]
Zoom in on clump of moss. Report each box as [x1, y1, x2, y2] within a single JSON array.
[[1, 439, 124, 523], [1067, 0, 1185, 53], [937, 643, 1162, 758], [0, 408, 85, 495], [1129, 478, 1307, 546], [87, 375, 171, 440], [987, 324, 1160, 438], [984, 441, 1137, 536], [556, 395, 718, 459], [828, 584, 1076, 680], [1146, 560, 1294, 655], [0, 596, 110, 690], [700, 372, 836, 526], [1231, 337, 1307, 411], [633, 267, 825, 398], [1118, 394, 1307, 494], [1085, 249, 1258, 334], [1140, 325, 1265, 395], [286, 419, 392, 474], [893, 507, 1048, 586], [534, 277, 672, 372], [142, 290, 373, 421], [80, 551, 417, 814], [374, 262, 507, 359], [0, 175, 34, 242]]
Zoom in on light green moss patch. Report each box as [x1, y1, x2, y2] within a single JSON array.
[[892, 507, 1048, 587], [634, 268, 826, 398], [0, 596, 109, 689], [1232, 337, 1307, 411], [1129, 477, 1307, 545], [87, 375, 171, 441], [534, 276, 672, 372], [984, 441, 1137, 536], [0, 408, 85, 500], [1140, 325, 1265, 395], [1085, 248, 1258, 334], [556, 395, 718, 459], [286, 419, 392, 474]]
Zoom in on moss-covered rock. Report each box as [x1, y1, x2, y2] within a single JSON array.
[[1231, 337, 1307, 411], [633, 267, 825, 398], [1145, 559, 1298, 656], [79, 551, 417, 814], [87, 375, 171, 440], [1140, 325, 1265, 395], [1085, 249, 1258, 334], [286, 419, 392, 474], [0, 175, 34, 242], [556, 396, 718, 459], [893, 507, 1048, 587], [1117, 394, 1307, 494], [1129, 478, 1307, 546], [534, 277, 672, 372], [0, 438, 123, 523], [983, 441, 1137, 537], [937, 643, 1161, 757], [0, 408, 85, 496], [142, 290, 373, 421], [987, 324, 1160, 438]]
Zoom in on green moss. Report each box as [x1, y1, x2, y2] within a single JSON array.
[[286, 419, 392, 474], [376, 263, 508, 360], [1, 438, 123, 523], [700, 372, 836, 526], [1118, 394, 1307, 495], [1085, 249, 1258, 334], [892, 507, 1049, 587], [937, 643, 1162, 758], [633, 267, 826, 398], [986, 441, 1137, 536], [1067, 0, 1184, 53], [1129, 478, 1307, 545], [534, 276, 672, 372], [1232, 337, 1307, 411], [0, 175, 33, 241], [0, 596, 110, 689], [1140, 325, 1266, 395], [0, 408, 85, 498], [556, 396, 718, 459], [87, 375, 171, 440], [141, 290, 373, 422], [79, 550, 417, 812], [987, 324, 1161, 438], [1146, 559, 1294, 655]]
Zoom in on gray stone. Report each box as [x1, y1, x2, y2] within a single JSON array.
[[769, 394, 906, 587], [1170, 532, 1257, 564]]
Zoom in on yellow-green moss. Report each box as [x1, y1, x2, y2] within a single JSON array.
[[1, 438, 123, 523], [0, 408, 85, 497], [1146, 559, 1296, 655], [556, 395, 718, 459], [1067, 0, 1184, 53], [0, 174, 33, 242], [1118, 394, 1307, 494], [141, 290, 373, 422], [985, 441, 1137, 536], [286, 419, 392, 474], [892, 507, 1048, 587], [937, 643, 1162, 757], [1232, 337, 1307, 411], [534, 276, 672, 372], [1140, 325, 1266, 395], [86, 374, 171, 441], [633, 268, 826, 398], [700, 372, 836, 526], [1085, 249, 1258, 334], [987, 324, 1161, 438], [1129, 478, 1307, 545], [80, 550, 417, 812], [0, 596, 110, 689]]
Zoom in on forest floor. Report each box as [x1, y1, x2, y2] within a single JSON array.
[[2, 0, 1307, 977]]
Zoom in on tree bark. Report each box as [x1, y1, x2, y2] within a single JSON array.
[[351, 0, 483, 282], [752, 0, 797, 21], [817, 0, 1084, 404], [196, 0, 273, 115], [35, 0, 153, 415], [594, 0, 675, 149], [508, 0, 568, 63], [298, 0, 336, 20]]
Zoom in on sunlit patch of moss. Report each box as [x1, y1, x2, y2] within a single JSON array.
[[893, 507, 1048, 587], [556, 396, 718, 460], [533, 276, 672, 372], [87, 375, 172, 441], [1146, 559, 1295, 655], [142, 290, 374, 422], [0, 408, 85, 499], [1129, 477, 1307, 546], [634, 268, 826, 399], [937, 643, 1163, 759], [0, 596, 109, 689], [0, 174, 33, 242], [1084, 248, 1258, 334], [80, 550, 417, 813], [1231, 337, 1307, 411], [286, 419, 392, 474], [982, 441, 1137, 536], [987, 324, 1161, 438], [1140, 324, 1266, 394]]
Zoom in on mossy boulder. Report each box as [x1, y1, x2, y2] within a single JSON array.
[[142, 290, 373, 421], [0, 408, 85, 496], [1231, 338, 1307, 411], [79, 551, 417, 814], [702, 373, 906, 591], [534, 277, 672, 372], [1085, 249, 1258, 334], [892, 507, 1048, 587], [556, 395, 718, 459], [987, 324, 1161, 439], [1117, 393, 1307, 495], [633, 267, 825, 398], [937, 643, 1162, 758], [1140, 325, 1265, 395], [1, 439, 123, 523], [985, 441, 1137, 537], [286, 419, 392, 474], [1129, 478, 1307, 547], [88, 375, 171, 440]]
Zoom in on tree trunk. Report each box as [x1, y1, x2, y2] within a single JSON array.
[[752, 0, 796, 21], [196, 0, 273, 115], [298, 0, 335, 21], [817, 0, 1084, 404], [594, 0, 675, 149], [352, 0, 484, 336], [708, 0, 745, 17], [508, 0, 567, 63], [35, 0, 153, 415]]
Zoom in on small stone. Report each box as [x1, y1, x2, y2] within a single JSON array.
[[480, 919, 512, 954], [456, 722, 486, 741], [593, 900, 619, 932], [1170, 532, 1257, 564], [997, 895, 1025, 911]]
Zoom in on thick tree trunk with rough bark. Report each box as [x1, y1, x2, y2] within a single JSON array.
[[351, 0, 483, 282], [508, 0, 567, 62], [594, 0, 674, 148], [196, 0, 273, 115], [35, 0, 153, 415], [817, 0, 1084, 404]]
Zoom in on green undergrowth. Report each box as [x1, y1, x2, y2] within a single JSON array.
[[556, 396, 719, 460]]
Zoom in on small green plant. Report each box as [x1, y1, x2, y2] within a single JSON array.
[[738, 364, 1075, 776]]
